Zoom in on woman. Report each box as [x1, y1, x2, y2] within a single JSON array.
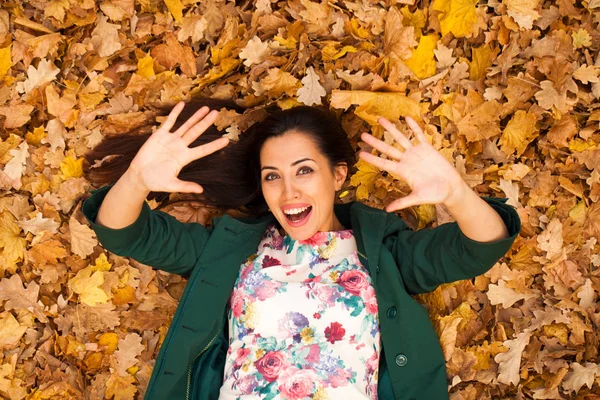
[[82, 99, 521, 399]]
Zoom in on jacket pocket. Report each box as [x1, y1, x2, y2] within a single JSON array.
[[189, 330, 228, 400]]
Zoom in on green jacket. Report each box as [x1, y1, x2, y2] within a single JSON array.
[[82, 184, 521, 400]]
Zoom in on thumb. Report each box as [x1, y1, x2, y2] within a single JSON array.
[[172, 179, 204, 194], [385, 195, 420, 212]]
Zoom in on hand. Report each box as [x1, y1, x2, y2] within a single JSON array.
[[358, 116, 468, 212], [128, 101, 229, 194]]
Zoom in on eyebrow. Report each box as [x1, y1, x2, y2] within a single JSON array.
[[261, 158, 315, 171]]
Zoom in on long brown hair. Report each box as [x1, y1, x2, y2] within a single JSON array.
[[83, 98, 356, 217]]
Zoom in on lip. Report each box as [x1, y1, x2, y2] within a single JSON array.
[[283, 206, 313, 228]]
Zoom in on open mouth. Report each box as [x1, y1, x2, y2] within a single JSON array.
[[283, 206, 313, 227]]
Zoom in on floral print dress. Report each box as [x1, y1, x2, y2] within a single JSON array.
[[219, 222, 380, 400]]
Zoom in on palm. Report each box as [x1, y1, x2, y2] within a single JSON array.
[[359, 116, 466, 212], [129, 102, 230, 194]]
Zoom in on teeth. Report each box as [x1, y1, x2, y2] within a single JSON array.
[[283, 206, 309, 215]]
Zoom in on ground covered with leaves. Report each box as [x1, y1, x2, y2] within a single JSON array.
[[0, 0, 599, 399]]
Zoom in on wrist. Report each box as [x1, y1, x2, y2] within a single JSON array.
[[442, 180, 471, 210], [122, 167, 151, 196]]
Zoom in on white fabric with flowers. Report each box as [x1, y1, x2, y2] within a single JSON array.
[[219, 222, 381, 400]]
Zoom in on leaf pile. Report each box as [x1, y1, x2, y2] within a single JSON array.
[[0, 0, 599, 399]]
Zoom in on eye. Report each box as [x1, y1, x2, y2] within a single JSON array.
[[298, 166, 313, 175], [264, 172, 278, 181]]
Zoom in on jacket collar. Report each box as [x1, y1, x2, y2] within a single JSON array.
[[216, 202, 387, 276]]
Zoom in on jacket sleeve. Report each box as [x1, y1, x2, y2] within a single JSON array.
[[383, 197, 521, 295], [81, 183, 214, 278]]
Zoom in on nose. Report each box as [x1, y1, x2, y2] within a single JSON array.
[[282, 177, 300, 200]]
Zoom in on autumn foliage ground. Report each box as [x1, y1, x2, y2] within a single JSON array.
[[0, 0, 599, 399]]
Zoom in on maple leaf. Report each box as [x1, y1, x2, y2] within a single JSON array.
[[499, 110, 539, 157], [17, 212, 60, 235], [504, 0, 542, 30], [177, 15, 207, 43], [0, 212, 26, 273], [252, 68, 300, 98], [68, 266, 109, 306], [432, 0, 478, 38], [15, 59, 60, 96], [404, 34, 437, 79], [350, 159, 381, 200], [0, 312, 27, 350]]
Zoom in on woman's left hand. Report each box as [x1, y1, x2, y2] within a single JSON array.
[[358, 116, 468, 213]]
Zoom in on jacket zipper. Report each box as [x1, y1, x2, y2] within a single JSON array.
[[185, 327, 220, 400], [357, 250, 368, 260]]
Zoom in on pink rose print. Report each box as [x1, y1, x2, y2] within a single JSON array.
[[305, 344, 320, 364], [337, 270, 369, 296], [329, 367, 353, 388], [254, 351, 288, 382], [363, 285, 378, 315], [231, 292, 244, 318], [255, 280, 281, 301], [366, 350, 379, 373], [278, 366, 317, 399], [234, 347, 250, 368], [299, 231, 328, 246], [315, 285, 337, 306], [236, 374, 258, 395], [324, 322, 345, 344]]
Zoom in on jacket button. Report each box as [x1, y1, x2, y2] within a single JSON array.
[[386, 306, 397, 318], [395, 354, 408, 367]]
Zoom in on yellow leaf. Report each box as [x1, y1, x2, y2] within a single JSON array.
[[84, 352, 103, 370], [79, 92, 106, 110], [273, 35, 297, 50], [568, 138, 596, 152], [91, 253, 112, 272], [569, 200, 587, 225], [499, 110, 538, 157], [194, 58, 240, 89], [572, 28, 592, 49], [0, 212, 26, 274], [60, 156, 84, 179], [68, 266, 109, 306], [0, 44, 11, 79], [137, 54, 155, 78], [163, 0, 184, 23], [25, 126, 47, 146], [0, 313, 27, 349], [330, 90, 423, 127], [347, 18, 371, 39], [401, 7, 426, 40], [469, 45, 499, 81], [404, 34, 438, 79], [350, 160, 381, 201], [416, 204, 436, 230], [112, 285, 136, 306], [321, 43, 357, 61], [105, 372, 137, 400], [543, 323, 569, 345], [98, 332, 119, 354], [432, 0, 478, 38]]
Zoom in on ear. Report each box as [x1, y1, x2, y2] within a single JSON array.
[[333, 163, 348, 191]]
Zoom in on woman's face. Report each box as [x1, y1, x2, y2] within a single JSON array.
[[260, 131, 348, 241]]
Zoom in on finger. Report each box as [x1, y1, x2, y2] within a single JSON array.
[[358, 151, 398, 174], [181, 109, 220, 145], [187, 136, 230, 162], [170, 179, 205, 194], [361, 132, 404, 161], [161, 102, 186, 133], [173, 106, 210, 137], [385, 195, 420, 212], [405, 116, 427, 144], [378, 117, 413, 150]]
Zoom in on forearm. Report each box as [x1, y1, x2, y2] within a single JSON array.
[[96, 168, 151, 229], [442, 181, 510, 242]]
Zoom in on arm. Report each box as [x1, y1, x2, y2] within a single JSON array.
[[82, 175, 213, 278], [384, 196, 521, 295]]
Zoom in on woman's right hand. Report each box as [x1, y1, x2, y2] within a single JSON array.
[[127, 102, 229, 194]]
